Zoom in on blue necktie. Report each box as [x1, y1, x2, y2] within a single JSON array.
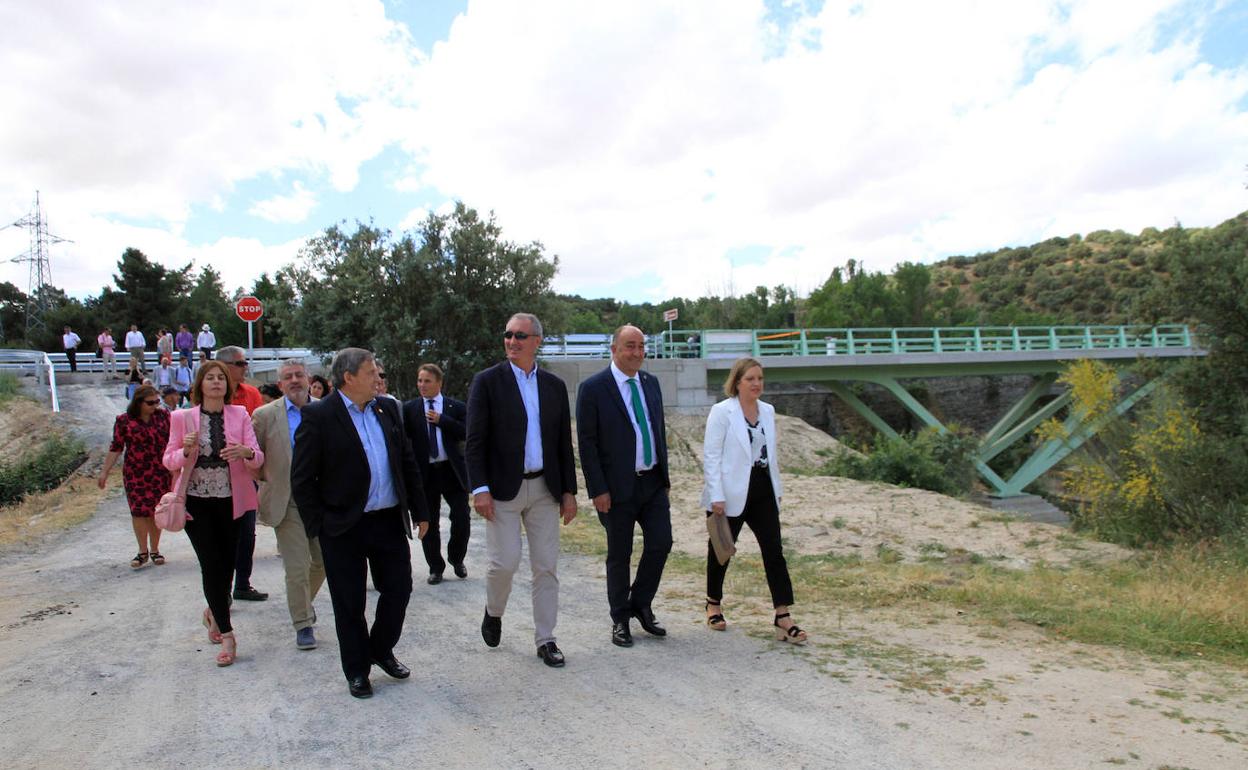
[[427, 399, 438, 461]]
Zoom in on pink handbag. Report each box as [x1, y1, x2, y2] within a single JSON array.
[[155, 412, 198, 531]]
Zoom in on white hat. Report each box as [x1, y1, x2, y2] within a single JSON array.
[[202, 324, 211, 331]]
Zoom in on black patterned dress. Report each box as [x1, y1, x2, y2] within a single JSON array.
[[109, 409, 172, 518]]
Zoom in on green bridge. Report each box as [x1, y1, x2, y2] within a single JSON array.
[[544, 325, 1204, 498]]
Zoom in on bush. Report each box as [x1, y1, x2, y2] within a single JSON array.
[[1044, 361, 1248, 546], [0, 434, 88, 507], [824, 426, 977, 497], [0, 373, 19, 405]]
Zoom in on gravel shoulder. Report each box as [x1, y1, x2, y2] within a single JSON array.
[[0, 384, 1244, 768]]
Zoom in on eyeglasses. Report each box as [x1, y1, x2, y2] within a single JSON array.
[[229, 360, 248, 368], [143, 399, 160, 406], [503, 331, 534, 340]]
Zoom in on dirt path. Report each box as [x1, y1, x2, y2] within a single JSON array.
[[0, 384, 1244, 768]]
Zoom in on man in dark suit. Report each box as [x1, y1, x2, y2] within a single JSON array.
[[291, 347, 430, 699], [576, 325, 672, 647], [466, 312, 577, 668], [403, 363, 470, 584]]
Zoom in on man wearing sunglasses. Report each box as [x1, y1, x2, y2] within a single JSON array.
[[466, 313, 577, 668], [216, 346, 268, 602]]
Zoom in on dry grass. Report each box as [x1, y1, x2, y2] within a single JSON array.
[[0, 474, 107, 548]]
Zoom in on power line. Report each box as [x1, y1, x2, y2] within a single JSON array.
[[7, 191, 71, 336]]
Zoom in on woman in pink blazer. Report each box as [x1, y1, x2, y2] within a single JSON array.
[[164, 360, 264, 666]]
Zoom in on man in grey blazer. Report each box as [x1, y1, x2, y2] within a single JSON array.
[[576, 325, 672, 648], [253, 358, 325, 650]]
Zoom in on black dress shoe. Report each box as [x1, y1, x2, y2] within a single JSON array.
[[537, 641, 565, 668], [481, 609, 501, 648], [631, 606, 667, 637], [611, 621, 633, 647], [347, 675, 373, 699], [371, 655, 411, 679], [427, 573, 443, 585], [451, 562, 468, 579], [233, 586, 269, 601]]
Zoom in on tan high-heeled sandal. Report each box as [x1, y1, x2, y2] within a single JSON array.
[[202, 607, 222, 644], [216, 633, 236, 667], [773, 612, 807, 645], [705, 599, 727, 631]]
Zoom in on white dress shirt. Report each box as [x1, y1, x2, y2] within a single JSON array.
[[425, 393, 448, 462], [124, 330, 145, 348], [609, 361, 656, 472]]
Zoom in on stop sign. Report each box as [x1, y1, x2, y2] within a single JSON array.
[[235, 296, 264, 323]]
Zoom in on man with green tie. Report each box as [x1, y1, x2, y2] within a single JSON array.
[[576, 325, 672, 648]]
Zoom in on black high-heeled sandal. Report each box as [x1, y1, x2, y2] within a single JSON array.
[[773, 612, 807, 645], [705, 599, 726, 631], [150, 551, 165, 565], [129, 552, 149, 569]]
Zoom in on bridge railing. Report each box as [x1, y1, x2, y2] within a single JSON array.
[[4, 347, 318, 374], [538, 325, 1196, 360], [0, 350, 60, 412]]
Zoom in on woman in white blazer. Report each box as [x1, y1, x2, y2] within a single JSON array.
[[700, 357, 806, 644]]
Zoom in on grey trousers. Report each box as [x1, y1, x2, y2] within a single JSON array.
[[273, 502, 325, 630], [485, 478, 561, 646]]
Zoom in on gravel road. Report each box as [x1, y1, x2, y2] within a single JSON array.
[[0, 382, 1241, 769]]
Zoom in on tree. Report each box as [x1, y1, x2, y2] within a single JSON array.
[[104, 248, 189, 331], [0, 282, 27, 346]]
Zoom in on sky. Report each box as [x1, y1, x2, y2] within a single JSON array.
[[2, 0, 1246, 305]]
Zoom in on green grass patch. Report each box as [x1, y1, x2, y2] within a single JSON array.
[[0, 434, 88, 507], [0, 372, 20, 405]]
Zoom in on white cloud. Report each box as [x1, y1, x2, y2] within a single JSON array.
[[250, 182, 318, 224], [407, 0, 1248, 299], [3, 0, 1247, 307]]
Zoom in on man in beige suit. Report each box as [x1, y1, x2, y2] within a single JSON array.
[[253, 358, 325, 650]]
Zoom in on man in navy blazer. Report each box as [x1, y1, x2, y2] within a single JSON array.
[[291, 347, 430, 699], [402, 363, 470, 584], [466, 312, 577, 668], [576, 324, 672, 648]]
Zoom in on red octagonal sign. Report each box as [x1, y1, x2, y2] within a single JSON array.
[[235, 296, 264, 323]]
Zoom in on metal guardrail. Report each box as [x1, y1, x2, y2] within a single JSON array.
[[2, 347, 318, 375], [538, 325, 1197, 360], [0, 350, 60, 412]]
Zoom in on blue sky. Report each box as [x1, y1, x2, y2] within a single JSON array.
[[2, 0, 1246, 304]]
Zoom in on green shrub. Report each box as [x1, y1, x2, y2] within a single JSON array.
[[824, 427, 978, 497], [0, 373, 20, 405], [0, 434, 88, 507]]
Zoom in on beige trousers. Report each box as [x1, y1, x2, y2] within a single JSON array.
[[485, 477, 561, 646], [274, 502, 325, 630]]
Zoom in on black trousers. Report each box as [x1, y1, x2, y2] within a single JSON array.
[[319, 507, 413, 680], [706, 466, 795, 608], [185, 496, 242, 633], [65, 349, 77, 372], [233, 509, 257, 590], [420, 462, 470, 575], [598, 469, 672, 624]]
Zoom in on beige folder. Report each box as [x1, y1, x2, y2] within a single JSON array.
[[706, 512, 736, 565]]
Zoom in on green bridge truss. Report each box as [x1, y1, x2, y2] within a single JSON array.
[[657, 325, 1204, 497]]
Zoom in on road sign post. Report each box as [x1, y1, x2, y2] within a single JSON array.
[[234, 296, 264, 354], [662, 308, 678, 356]]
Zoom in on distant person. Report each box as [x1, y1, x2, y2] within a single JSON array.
[[197, 324, 216, 362], [215, 345, 267, 602], [99, 384, 172, 569], [125, 369, 142, 400], [153, 357, 175, 390], [163, 360, 265, 667], [259, 383, 281, 404], [124, 324, 146, 374], [576, 325, 672, 648], [700, 357, 806, 644], [159, 385, 182, 411], [174, 354, 194, 400], [290, 347, 429, 699], [97, 327, 118, 378], [466, 312, 577, 668], [156, 328, 174, 366], [62, 326, 81, 372], [175, 324, 195, 363], [402, 363, 470, 584], [308, 374, 331, 400], [253, 359, 325, 651]]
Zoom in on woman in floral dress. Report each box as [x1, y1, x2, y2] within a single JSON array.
[[99, 385, 172, 568]]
